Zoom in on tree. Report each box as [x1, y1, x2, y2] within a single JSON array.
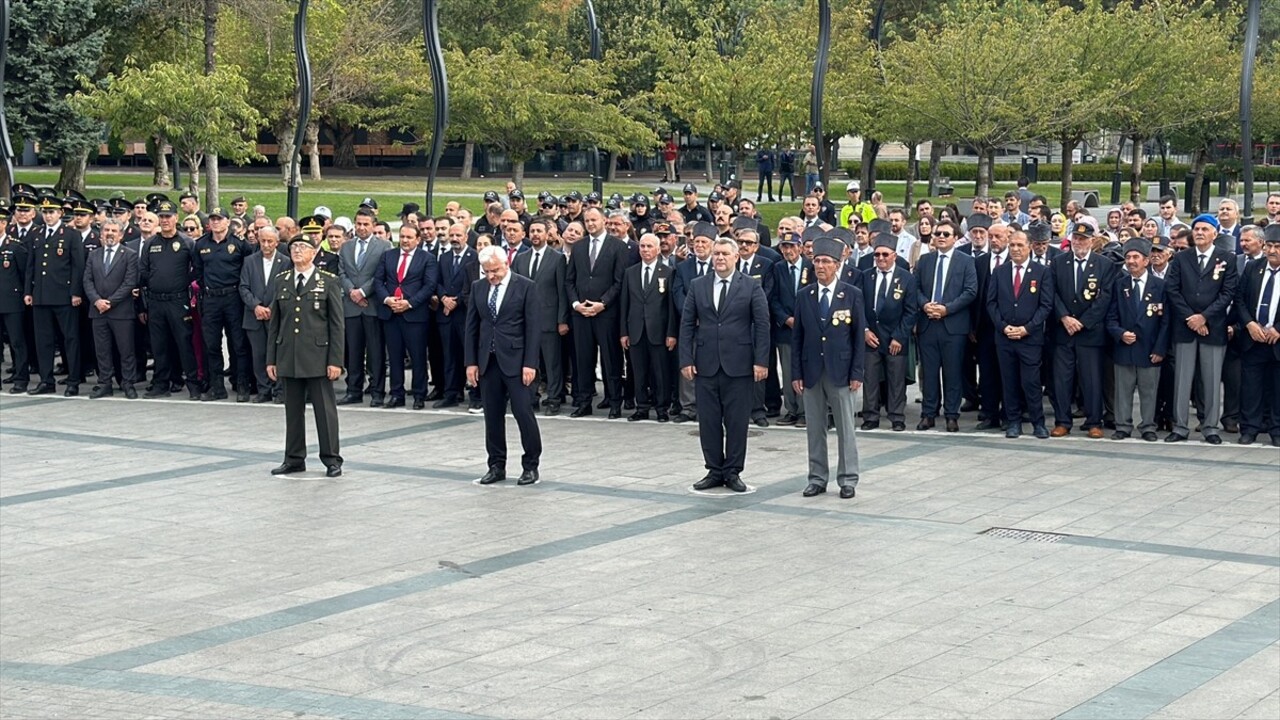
[[72, 62, 264, 197], [6, 0, 111, 193]]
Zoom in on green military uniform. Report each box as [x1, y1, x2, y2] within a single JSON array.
[[267, 261, 345, 473]]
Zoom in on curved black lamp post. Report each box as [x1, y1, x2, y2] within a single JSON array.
[[423, 0, 447, 214], [810, 0, 830, 182], [1240, 0, 1259, 219], [0, 0, 15, 192], [287, 0, 312, 219], [585, 0, 602, 195]]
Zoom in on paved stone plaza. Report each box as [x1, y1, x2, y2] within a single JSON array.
[[0, 391, 1276, 719]]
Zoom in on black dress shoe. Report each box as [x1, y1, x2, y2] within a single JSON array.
[[692, 474, 723, 491], [860, 421, 879, 430], [368, 396, 384, 408], [1204, 435, 1222, 445], [596, 398, 610, 409], [916, 418, 935, 430], [656, 410, 669, 423], [975, 419, 1000, 431], [1141, 431, 1159, 442], [1238, 433, 1257, 445], [325, 465, 343, 478], [236, 390, 251, 403], [570, 404, 593, 418], [776, 414, 797, 426], [752, 416, 769, 428], [724, 475, 748, 493], [1222, 421, 1240, 434], [385, 396, 405, 408], [545, 403, 561, 416], [1111, 431, 1130, 440], [271, 463, 306, 475], [477, 467, 505, 484], [627, 410, 649, 422], [608, 407, 622, 420], [623, 399, 635, 410], [960, 400, 978, 413], [517, 469, 539, 485], [1164, 432, 1188, 443], [432, 398, 459, 409], [1006, 426, 1022, 438], [412, 398, 425, 410], [252, 393, 269, 403], [802, 483, 826, 497], [336, 394, 362, 406], [892, 421, 906, 432], [945, 418, 959, 432], [839, 485, 856, 499], [63, 385, 79, 397], [9, 385, 28, 394], [89, 385, 113, 399], [672, 413, 693, 423], [274, 394, 286, 404], [1271, 435, 1280, 448], [1033, 425, 1050, 439], [425, 389, 443, 401]]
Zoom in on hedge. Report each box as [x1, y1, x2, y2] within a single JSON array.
[[841, 161, 1280, 183]]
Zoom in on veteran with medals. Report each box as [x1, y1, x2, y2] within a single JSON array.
[[267, 235, 345, 477], [792, 237, 867, 499]]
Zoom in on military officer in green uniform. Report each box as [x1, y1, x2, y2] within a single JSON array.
[[267, 235, 345, 477]]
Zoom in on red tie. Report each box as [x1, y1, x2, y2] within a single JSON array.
[[395, 251, 409, 298], [508, 246, 518, 264], [1013, 265, 1023, 298]]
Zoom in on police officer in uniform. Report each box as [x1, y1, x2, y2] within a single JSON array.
[[140, 201, 201, 398], [25, 194, 85, 396], [0, 202, 31, 393], [267, 235, 345, 478], [193, 207, 253, 401]]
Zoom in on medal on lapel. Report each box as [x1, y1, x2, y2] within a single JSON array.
[[801, 268, 809, 285], [658, 277, 666, 294], [1212, 260, 1224, 281], [1029, 280, 1038, 293], [1146, 305, 1153, 317]]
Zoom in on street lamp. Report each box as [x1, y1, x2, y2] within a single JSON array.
[[287, 0, 312, 220], [423, 0, 448, 214], [1240, 0, 1259, 219]]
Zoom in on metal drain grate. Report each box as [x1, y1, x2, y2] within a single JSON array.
[[980, 527, 1067, 543]]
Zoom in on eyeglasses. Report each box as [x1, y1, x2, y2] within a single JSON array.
[[873, 252, 894, 258], [934, 232, 953, 238], [740, 240, 757, 246], [182, 226, 199, 232], [539, 203, 554, 210]]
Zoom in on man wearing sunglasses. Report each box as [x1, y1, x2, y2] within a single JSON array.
[[912, 220, 978, 432]]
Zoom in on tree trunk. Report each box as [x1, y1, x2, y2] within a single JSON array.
[[703, 143, 713, 182], [306, 122, 322, 181], [927, 140, 943, 196], [203, 0, 217, 73], [511, 160, 525, 187], [183, 153, 203, 196], [56, 147, 89, 194], [974, 145, 993, 199], [733, 146, 745, 183], [332, 121, 357, 169], [903, 142, 918, 214], [1129, 136, 1144, 204], [459, 142, 474, 179], [607, 150, 619, 182], [859, 138, 879, 193], [277, 120, 297, 186], [1060, 138, 1076, 211], [204, 154, 220, 210], [1189, 145, 1209, 214], [147, 136, 171, 187]]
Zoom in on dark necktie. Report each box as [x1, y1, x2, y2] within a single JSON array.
[[1134, 278, 1144, 311], [819, 287, 830, 319], [698, 261, 706, 276], [355, 239, 366, 266], [1076, 259, 1086, 294], [530, 251, 541, 278], [104, 247, 115, 272], [296, 273, 305, 296], [643, 265, 651, 289], [933, 254, 947, 302], [790, 264, 798, 293], [1259, 268, 1277, 327], [1199, 254, 1209, 273], [717, 279, 728, 311], [876, 272, 889, 312], [489, 283, 499, 320]]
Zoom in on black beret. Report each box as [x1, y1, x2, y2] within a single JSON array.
[[800, 226, 827, 243], [1025, 221, 1052, 243], [812, 237, 843, 260], [967, 214, 992, 230], [1265, 224, 1280, 244], [829, 227, 855, 247], [867, 218, 892, 235], [691, 222, 718, 240], [730, 216, 756, 232], [873, 233, 897, 250], [1122, 238, 1152, 256]]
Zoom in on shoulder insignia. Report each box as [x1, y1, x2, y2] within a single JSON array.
[[276, 269, 293, 278], [318, 269, 336, 278]]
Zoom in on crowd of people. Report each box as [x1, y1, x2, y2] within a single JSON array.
[[1, 179, 1277, 451]]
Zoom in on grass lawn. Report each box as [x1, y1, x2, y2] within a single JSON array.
[[13, 166, 1117, 228]]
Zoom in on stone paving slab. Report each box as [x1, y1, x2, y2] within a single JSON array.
[[0, 392, 1277, 719]]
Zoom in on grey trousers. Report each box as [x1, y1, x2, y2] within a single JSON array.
[[777, 343, 803, 417], [1114, 363, 1160, 434], [862, 349, 907, 423], [802, 373, 860, 488], [1173, 340, 1226, 437]]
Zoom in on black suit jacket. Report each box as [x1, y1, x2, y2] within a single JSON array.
[[511, 246, 567, 333], [464, 273, 540, 376], [1165, 246, 1238, 346], [862, 266, 919, 351], [678, 272, 770, 377], [769, 258, 814, 345], [83, 245, 140, 320], [0, 237, 29, 315], [673, 255, 711, 315], [373, 246, 438, 322], [1235, 257, 1280, 360], [1050, 252, 1118, 346], [987, 261, 1055, 346], [913, 250, 978, 336], [435, 247, 480, 324], [620, 262, 677, 344], [566, 233, 627, 312], [1106, 273, 1170, 366], [25, 224, 85, 305]]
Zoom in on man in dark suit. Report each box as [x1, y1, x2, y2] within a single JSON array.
[[735, 228, 775, 426], [373, 223, 438, 409], [512, 218, 567, 414], [987, 227, 1055, 438], [1029, 231, 1064, 267], [1165, 214, 1238, 443], [912, 220, 978, 431], [1105, 239, 1170, 441], [433, 222, 480, 408], [338, 208, 392, 406], [670, 224, 716, 423], [1234, 225, 1280, 446], [0, 203, 31, 393], [679, 237, 771, 493], [25, 195, 85, 396], [566, 207, 628, 417], [1049, 224, 1117, 437], [969, 215, 1008, 428], [82, 219, 140, 398], [861, 235, 918, 432], [770, 231, 814, 427], [239, 227, 292, 403], [466, 246, 543, 486], [267, 235, 345, 477], [789, 236, 866, 499], [620, 233, 677, 422]]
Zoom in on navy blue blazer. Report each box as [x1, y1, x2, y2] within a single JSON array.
[[737, 255, 775, 300], [678, 271, 770, 378], [435, 248, 479, 324], [672, 255, 711, 315], [464, 273, 540, 376], [791, 281, 867, 387], [373, 246, 438, 322], [1105, 272, 1170, 367], [1051, 252, 1118, 346], [1166, 246, 1238, 346], [986, 261, 1055, 346], [861, 266, 919, 352], [1234, 257, 1280, 360], [769, 258, 814, 345], [913, 250, 978, 336]]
